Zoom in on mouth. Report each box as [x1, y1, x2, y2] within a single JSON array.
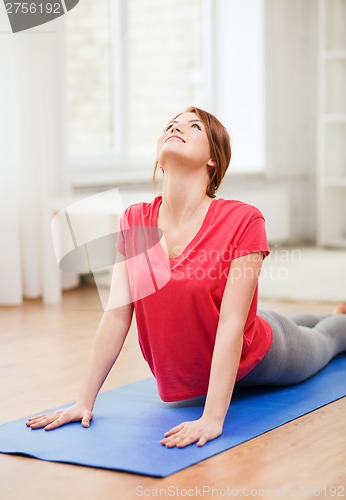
[[165, 135, 186, 143]]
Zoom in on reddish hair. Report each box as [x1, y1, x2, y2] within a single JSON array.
[[153, 106, 231, 198]]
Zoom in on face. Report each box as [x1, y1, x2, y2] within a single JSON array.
[[156, 112, 214, 170]]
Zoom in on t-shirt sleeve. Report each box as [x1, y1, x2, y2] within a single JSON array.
[[232, 216, 270, 260]]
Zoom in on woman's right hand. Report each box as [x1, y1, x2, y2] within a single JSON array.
[[26, 402, 93, 431]]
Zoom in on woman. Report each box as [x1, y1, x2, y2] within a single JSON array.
[[26, 107, 346, 448]]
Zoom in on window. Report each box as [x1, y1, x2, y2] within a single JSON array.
[[66, 0, 265, 181], [66, 0, 112, 154]]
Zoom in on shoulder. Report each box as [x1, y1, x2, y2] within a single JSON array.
[[213, 197, 265, 222], [120, 195, 161, 224], [125, 195, 161, 214]]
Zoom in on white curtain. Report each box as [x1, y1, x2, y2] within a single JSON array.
[[0, 10, 71, 305]]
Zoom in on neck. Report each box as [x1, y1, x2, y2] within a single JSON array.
[[159, 168, 212, 223]]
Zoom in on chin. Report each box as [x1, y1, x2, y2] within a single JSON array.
[[158, 148, 189, 166]]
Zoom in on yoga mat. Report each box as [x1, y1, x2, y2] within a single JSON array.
[[1, 354, 345, 477]]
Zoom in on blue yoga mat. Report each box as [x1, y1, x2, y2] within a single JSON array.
[[1, 354, 345, 477]]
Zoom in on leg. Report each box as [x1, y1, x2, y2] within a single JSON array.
[[287, 312, 327, 328], [237, 309, 346, 387]]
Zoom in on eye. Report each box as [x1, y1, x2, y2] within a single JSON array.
[[165, 123, 173, 132], [192, 123, 202, 131]]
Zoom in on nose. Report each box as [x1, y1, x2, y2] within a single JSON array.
[[171, 123, 183, 134]]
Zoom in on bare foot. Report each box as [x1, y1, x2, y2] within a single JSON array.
[[333, 303, 346, 314]]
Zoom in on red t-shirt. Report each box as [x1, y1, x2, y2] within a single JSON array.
[[117, 195, 272, 402]]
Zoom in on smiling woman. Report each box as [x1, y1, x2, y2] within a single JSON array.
[[158, 114, 213, 174], [154, 107, 231, 199], [26, 107, 346, 450]]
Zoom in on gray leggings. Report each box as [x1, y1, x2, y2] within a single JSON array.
[[237, 309, 346, 387]]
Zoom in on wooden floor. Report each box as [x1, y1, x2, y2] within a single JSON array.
[[0, 285, 345, 500]]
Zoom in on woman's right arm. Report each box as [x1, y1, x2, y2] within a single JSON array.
[[26, 253, 134, 431]]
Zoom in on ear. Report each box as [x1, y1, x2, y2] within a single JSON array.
[[207, 158, 216, 168]]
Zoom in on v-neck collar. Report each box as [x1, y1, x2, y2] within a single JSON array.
[[152, 196, 217, 268]]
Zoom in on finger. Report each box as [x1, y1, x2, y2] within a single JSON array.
[[29, 416, 57, 429], [197, 435, 208, 447], [160, 436, 173, 445], [176, 436, 198, 448], [27, 421, 46, 429], [160, 433, 178, 446], [44, 416, 67, 431], [174, 428, 197, 446], [26, 418, 44, 427], [81, 410, 93, 428], [27, 414, 48, 422], [164, 423, 184, 437], [27, 416, 53, 427], [161, 428, 186, 445], [27, 410, 62, 426], [160, 437, 172, 445], [162, 431, 190, 448], [26, 415, 50, 426], [164, 437, 179, 448]]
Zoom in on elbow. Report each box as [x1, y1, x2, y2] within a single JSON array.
[[216, 322, 244, 352], [104, 303, 134, 330], [217, 316, 245, 338]]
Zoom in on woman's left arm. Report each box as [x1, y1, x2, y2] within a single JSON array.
[[160, 252, 263, 448]]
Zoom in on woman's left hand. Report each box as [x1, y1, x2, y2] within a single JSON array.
[[160, 416, 223, 448]]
